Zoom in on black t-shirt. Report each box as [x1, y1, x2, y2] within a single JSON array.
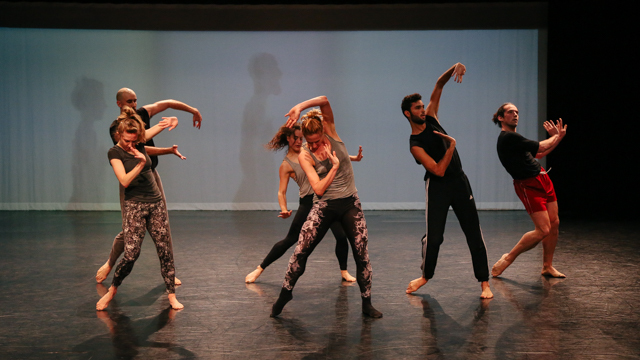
[[107, 143, 162, 202], [496, 131, 541, 180], [109, 107, 158, 169], [409, 115, 463, 180]]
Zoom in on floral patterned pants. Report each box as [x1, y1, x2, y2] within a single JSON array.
[[283, 195, 372, 298], [112, 199, 176, 293]]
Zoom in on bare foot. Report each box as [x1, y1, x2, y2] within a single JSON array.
[[168, 293, 184, 310], [480, 281, 494, 299], [245, 266, 264, 283], [96, 286, 117, 311], [491, 253, 511, 277], [175, 277, 182, 286], [96, 261, 112, 283], [406, 277, 428, 294], [341, 270, 356, 282], [541, 266, 566, 278]]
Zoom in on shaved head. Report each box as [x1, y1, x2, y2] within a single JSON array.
[[116, 88, 138, 111], [116, 88, 135, 102]]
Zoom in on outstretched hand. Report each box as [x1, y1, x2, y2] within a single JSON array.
[[284, 106, 301, 128], [171, 145, 186, 160], [543, 120, 557, 136], [433, 131, 456, 147], [351, 146, 363, 162], [192, 110, 202, 129], [453, 63, 466, 83], [157, 117, 177, 131], [556, 118, 567, 138], [544, 118, 567, 138]]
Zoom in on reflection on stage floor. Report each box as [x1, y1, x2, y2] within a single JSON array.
[[0, 210, 638, 359]]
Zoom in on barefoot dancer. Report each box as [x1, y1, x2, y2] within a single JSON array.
[[96, 88, 202, 285], [271, 96, 382, 318], [401, 63, 492, 299], [245, 122, 362, 283], [491, 103, 567, 278], [97, 107, 183, 311]]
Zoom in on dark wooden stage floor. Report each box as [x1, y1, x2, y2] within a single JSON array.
[[0, 210, 638, 359]]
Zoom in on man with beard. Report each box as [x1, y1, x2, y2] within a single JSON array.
[[401, 63, 492, 299], [490, 103, 566, 278]]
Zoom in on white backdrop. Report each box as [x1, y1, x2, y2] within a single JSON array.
[[0, 28, 539, 210]]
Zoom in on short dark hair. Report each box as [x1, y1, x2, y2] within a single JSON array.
[[401, 93, 422, 119], [492, 102, 513, 126]]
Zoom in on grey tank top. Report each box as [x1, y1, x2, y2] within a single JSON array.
[[303, 134, 357, 202], [283, 156, 314, 198]]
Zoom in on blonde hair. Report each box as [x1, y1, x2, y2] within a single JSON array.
[[116, 106, 147, 143], [301, 109, 323, 137]]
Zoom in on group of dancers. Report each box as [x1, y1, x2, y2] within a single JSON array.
[[95, 62, 567, 318]]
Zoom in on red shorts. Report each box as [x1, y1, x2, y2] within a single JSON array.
[[513, 169, 557, 214]]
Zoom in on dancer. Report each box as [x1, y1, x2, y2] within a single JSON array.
[[271, 95, 382, 318], [245, 122, 363, 283], [96, 88, 202, 284], [97, 107, 183, 311], [491, 103, 567, 278], [401, 63, 492, 299]]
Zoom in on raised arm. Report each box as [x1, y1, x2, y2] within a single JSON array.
[[410, 131, 457, 177], [285, 96, 339, 140], [425, 63, 466, 120], [536, 118, 566, 159], [277, 161, 295, 219], [143, 99, 203, 129], [299, 146, 339, 197]]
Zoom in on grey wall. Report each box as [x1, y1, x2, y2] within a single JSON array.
[[0, 28, 539, 210]]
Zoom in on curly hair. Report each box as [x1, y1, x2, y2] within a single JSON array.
[[265, 123, 302, 151], [301, 109, 323, 137], [492, 102, 514, 126], [115, 106, 147, 143], [401, 93, 422, 119]]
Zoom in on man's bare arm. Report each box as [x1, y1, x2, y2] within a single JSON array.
[[410, 131, 457, 177], [143, 100, 203, 129], [536, 119, 566, 158], [425, 63, 466, 120]]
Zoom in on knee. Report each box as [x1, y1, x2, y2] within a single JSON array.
[[550, 217, 560, 232], [122, 248, 141, 262], [425, 234, 444, 247], [536, 225, 551, 238]]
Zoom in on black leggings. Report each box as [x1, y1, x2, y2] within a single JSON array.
[[260, 194, 349, 270]]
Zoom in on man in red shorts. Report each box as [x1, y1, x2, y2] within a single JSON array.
[[491, 103, 567, 278]]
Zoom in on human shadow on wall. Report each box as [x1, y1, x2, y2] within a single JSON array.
[[232, 53, 282, 229], [68, 76, 108, 209]]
